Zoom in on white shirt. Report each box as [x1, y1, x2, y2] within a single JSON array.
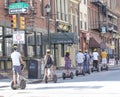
[[11, 51, 21, 66], [92, 52, 99, 60], [76, 52, 85, 63]]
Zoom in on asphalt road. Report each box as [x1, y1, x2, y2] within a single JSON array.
[[0, 69, 120, 97]]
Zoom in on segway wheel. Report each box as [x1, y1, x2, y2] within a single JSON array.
[[45, 76, 48, 83], [75, 70, 79, 76], [97, 67, 99, 72], [11, 81, 17, 90], [106, 65, 108, 71], [53, 74, 57, 83], [70, 72, 74, 79], [62, 73, 66, 80], [20, 79, 26, 89], [91, 68, 93, 72], [101, 66, 103, 71], [88, 69, 91, 74], [82, 70, 85, 76]]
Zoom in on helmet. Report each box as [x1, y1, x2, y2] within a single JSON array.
[[94, 48, 97, 51], [79, 49, 81, 52], [85, 50, 88, 52], [13, 44, 18, 49], [66, 50, 69, 53], [46, 49, 50, 53]]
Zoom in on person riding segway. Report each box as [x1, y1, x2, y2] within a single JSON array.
[[62, 50, 74, 79], [44, 49, 57, 83], [11, 45, 26, 90], [75, 49, 85, 76], [91, 48, 100, 72], [83, 50, 90, 74]]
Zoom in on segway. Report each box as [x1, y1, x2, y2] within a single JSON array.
[[62, 72, 74, 80], [91, 65, 100, 72], [44, 67, 57, 83], [101, 64, 108, 71], [45, 74, 57, 83], [85, 68, 91, 74], [11, 64, 26, 90], [75, 69, 85, 76], [75, 63, 85, 76]]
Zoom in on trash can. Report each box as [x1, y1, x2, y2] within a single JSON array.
[[28, 58, 43, 79]]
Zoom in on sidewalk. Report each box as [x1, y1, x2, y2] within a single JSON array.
[[0, 64, 120, 87]]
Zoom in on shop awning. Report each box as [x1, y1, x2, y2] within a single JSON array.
[[43, 32, 78, 44], [89, 33, 102, 48], [89, 37, 100, 48], [51, 32, 78, 44]]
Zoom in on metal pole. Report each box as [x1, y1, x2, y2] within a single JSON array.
[[47, 13, 50, 49], [34, 31, 37, 57], [78, 1, 81, 49], [17, 0, 21, 52]]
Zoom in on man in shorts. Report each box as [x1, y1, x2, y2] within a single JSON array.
[[76, 49, 85, 72], [11, 45, 24, 87], [101, 49, 107, 66]]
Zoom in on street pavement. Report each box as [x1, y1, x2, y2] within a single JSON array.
[[0, 64, 120, 88]]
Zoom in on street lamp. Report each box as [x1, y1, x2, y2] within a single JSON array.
[[45, 4, 51, 49]]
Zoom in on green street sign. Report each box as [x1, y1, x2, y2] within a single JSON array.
[[9, 2, 29, 14], [9, 2, 28, 9]]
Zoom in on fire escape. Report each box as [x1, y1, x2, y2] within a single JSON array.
[[91, 0, 107, 32]]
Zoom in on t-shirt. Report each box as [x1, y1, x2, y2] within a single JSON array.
[[11, 51, 21, 66], [101, 51, 107, 58], [92, 52, 99, 60], [76, 52, 85, 63]]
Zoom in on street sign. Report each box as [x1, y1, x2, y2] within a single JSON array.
[[13, 31, 25, 44], [9, 8, 28, 14], [9, 2, 28, 14]]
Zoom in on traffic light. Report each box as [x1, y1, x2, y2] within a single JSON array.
[[11, 15, 17, 29], [20, 16, 25, 30]]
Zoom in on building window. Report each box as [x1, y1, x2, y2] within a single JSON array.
[[85, 22, 87, 30], [80, 21, 83, 29], [56, 0, 68, 21], [49, 0, 53, 19], [40, 0, 44, 16], [30, 0, 34, 7], [84, 0, 86, 4], [4, 0, 9, 9]]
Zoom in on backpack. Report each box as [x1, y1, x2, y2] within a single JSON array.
[[84, 54, 87, 62], [46, 55, 53, 65]]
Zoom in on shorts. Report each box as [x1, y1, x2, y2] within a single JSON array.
[[77, 63, 83, 67], [102, 58, 107, 64], [13, 66, 21, 75], [45, 64, 52, 68]]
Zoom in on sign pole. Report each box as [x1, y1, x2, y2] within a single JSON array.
[[17, 0, 21, 52]]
